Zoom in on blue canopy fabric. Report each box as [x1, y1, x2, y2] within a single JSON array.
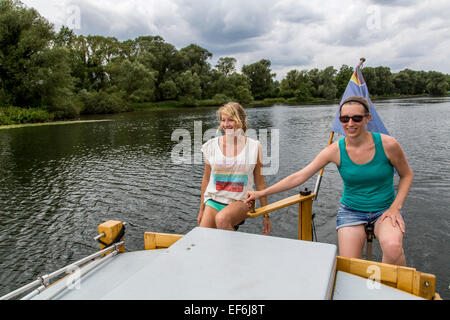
[[331, 65, 390, 136]]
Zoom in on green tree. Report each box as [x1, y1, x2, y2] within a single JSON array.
[[280, 70, 302, 98], [233, 85, 253, 104], [306, 68, 321, 97], [159, 79, 178, 100], [33, 47, 78, 118], [54, 25, 77, 47], [242, 59, 275, 100], [215, 57, 236, 76], [179, 44, 213, 75], [179, 44, 213, 99], [216, 73, 251, 97], [279, 69, 313, 100], [132, 36, 180, 99], [0, 0, 77, 118], [60, 34, 120, 92], [361, 67, 378, 96], [118, 39, 138, 62], [392, 69, 415, 95], [372, 66, 394, 96], [79, 89, 127, 114], [109, 59, 157, 102], [426, 71, 448, 96], [294, 82, 313, 101], [413, 71, 428, 95], [335, 65, 353, 98], [83, 35, 119, 91], [317, 66, 337, 100], [175, 70, 202, 104]]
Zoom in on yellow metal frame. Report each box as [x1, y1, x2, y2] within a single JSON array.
[[97, 220, 125, 254], [247, 193, 315, 241], [337, 256, 440, 300], [144, 232, 183, 250]]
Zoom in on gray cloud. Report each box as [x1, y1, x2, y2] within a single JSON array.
[[272, 1, 325, 24], [175, 0, 276, 44], [21, 0, 450, 78], [75, 2, 147, 39], [369, 0, 418, 7]]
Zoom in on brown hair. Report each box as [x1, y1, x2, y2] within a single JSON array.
[[217, 102, 248, 132], [339, 96, 370, 115]]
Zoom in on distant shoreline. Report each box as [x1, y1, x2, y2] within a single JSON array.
[[0, 94, 445, 129], [0, 119, 112, 130], [133, 93, 436, 110]]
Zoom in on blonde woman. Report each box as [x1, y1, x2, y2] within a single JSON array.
[[198, 102, 271, 235]]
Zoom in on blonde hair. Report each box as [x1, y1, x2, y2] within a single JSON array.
[[216, 102, 248, 133]]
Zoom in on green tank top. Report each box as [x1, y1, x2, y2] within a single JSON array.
[[338, 132, 395, 212]]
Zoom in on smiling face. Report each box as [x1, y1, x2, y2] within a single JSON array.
[[217, 102, 247, 135], [340, 102, 371, 137], [220, 113, 239, 135]]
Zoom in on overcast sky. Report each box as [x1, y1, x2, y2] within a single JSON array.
[[22, 0, 450, 80]]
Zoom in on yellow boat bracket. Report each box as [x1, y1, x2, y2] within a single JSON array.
[[246, 189, 316, 241]]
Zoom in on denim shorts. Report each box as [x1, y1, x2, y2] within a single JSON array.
[[336, 203, 403, 230]]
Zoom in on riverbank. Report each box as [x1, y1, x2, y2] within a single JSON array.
[[0, 119, 112, 130], [0, 93, 440, 127], [133, 93, 435, 110]]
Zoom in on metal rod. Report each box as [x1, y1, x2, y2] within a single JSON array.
[[46, 241, 124, 280], [366, 241, 373, 260], [93, 222, 126, 242], [358, 57, 366, 68], [20, 285, 46, 300], [42, 250, 119, 300], [313, 175, 323, 200], [94, 233, 105, 241], [313, 131, 334, 200], [0, 279, 43, 301], [0, 241, 124, 300]]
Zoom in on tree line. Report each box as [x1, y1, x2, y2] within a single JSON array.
[[1, 0, 449, 124]]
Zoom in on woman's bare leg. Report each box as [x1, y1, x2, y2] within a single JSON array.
[[215, 201, 249, 231], [375, 217, 406, 266], [199, 205, 218, 228], [337, 225, 367, 259]]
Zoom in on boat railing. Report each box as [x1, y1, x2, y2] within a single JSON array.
[[247, 189, 316, 241], [0, 239, 124, 300]]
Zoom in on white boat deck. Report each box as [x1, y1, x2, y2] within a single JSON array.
[[29, 227, 423, 300], [333, 270, 423, 300]]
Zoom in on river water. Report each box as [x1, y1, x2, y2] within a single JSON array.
[[0, 97, 449, 299]]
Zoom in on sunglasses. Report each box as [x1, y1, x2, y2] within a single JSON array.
[[339, 115, 367, 123]]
